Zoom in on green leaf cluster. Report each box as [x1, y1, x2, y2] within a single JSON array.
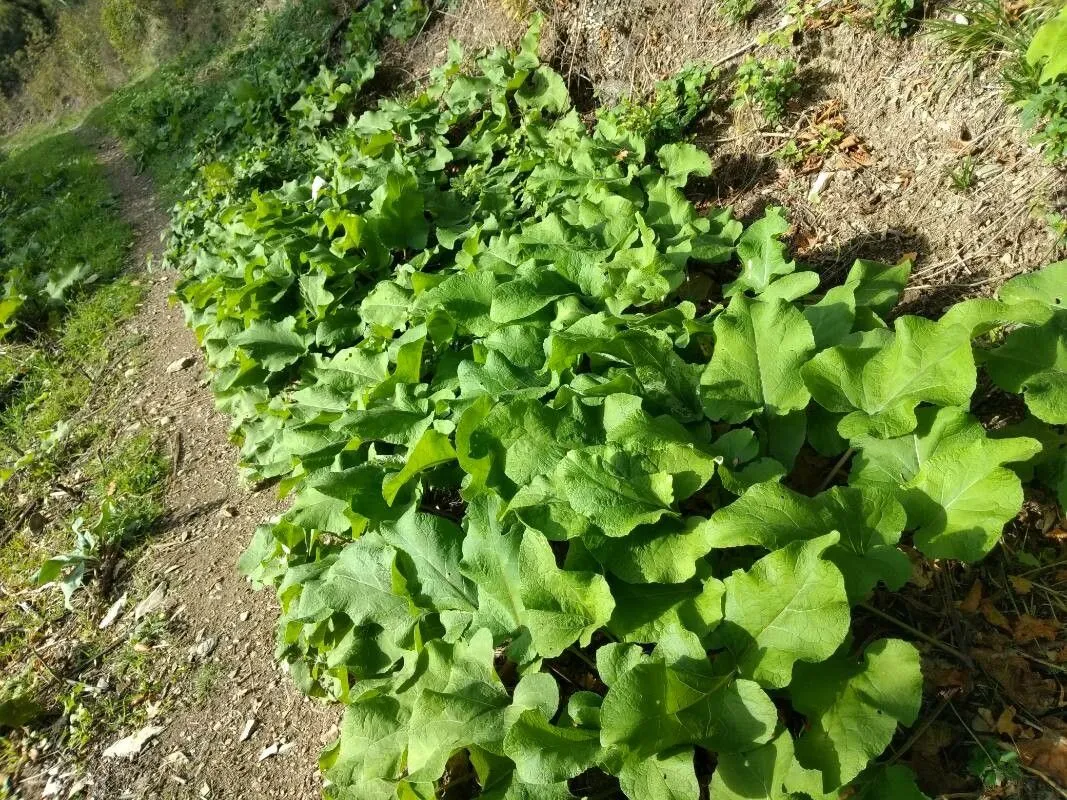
[[156, 8, 1067, 800]]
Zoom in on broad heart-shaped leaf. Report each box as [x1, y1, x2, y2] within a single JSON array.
[[360, 280, 411, 331], [602, 393, 718, 501], [710, 728, 797, 800], [938, 297, 1053, 337], [619, 749, 698, 800], [606, 573, 724, 643], [983, 311, 1067, 424], [851, 764, 931, 800], [713, 533, 850, 688], [793, 639, 922, 791], [657, 142, 713, 186], [406, 630, 553, 782], [850, 406, 1041, 562], [502, 709, 601, 785], [703, 482, 910, 602], [581, 516, 716, 584], [382, 428, 457, 505], [802, 316, 976, 439], [1027, 8, 1067, 84], [379, 508, 477, 612], [232, 316, 308, 372], [844, 258, 911, 318], [998, 259, 1067, 307], [517, 528, 614, 657], [600, 631, 778, 756], [490, 271, 578, 324], [296, 533, 410, 633], [700, 294, 814, 423], [724, 206, 796, 296], [551, 445, 676, 537], [804, 284, 856, 350], [461, 495, 526, 639], [321, 695, 410, 799], [468, 746, 575, 800]]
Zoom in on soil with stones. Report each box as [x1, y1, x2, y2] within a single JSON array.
[[73, 138, 339, 800]]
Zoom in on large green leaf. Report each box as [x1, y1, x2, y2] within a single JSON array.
[[710, 729, 797, 800], [581, 517, 716, 584], [380, 508, 477, 612], [714, 533, 850, 688], [503, 710, 602, 785], [600, 632, 778, 756], [704, 481, 910, 601], [1027, 8, 1067, 84], [724, 207, 796, 295], [517, 529, 615, 657], [983, 312, 1067, 424], [606, 574, 724, 643], [618, 749, 698, 800], [802, 316, 975, 439], [851, 406, 1041, 561], [701, 294, 814, 423], [793, 639, 922, 790], [552, 446, 675, 537]]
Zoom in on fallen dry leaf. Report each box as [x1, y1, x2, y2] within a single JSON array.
[[980, 599, 1012, 630], [975, 707, 997, 732], [960, 579, 983, 613], [927, 664, 971, 690], [1010, 575, 1034, 595], [995, 706, 1020, 737], [975, 648, 1060, 714], [1019, 733, 1067, 787], [1014, 614, 1059, 644]]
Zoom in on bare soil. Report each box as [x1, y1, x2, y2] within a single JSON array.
[[48, 139, 339, 800]]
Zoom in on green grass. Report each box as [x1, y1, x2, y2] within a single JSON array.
[[946, 155, 978, 192], [0, 132, 131, 336], [0, 129, 169, 781], [86, 0, 341, 200], [930, 0, 1067, 165]]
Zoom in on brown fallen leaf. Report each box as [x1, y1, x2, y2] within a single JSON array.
[[1047, 526, 1067, 541], [926, 663, 971, 691], [975, 707, 997, 732], [995, 706, 1020, 737], [980, 598, 1012, 630], [1010, 575, 1034, 595], [975, 648, 1060, 714], [1019, 733, 1067, 787], [960, 579, 983, 613], [1014, 614, 1059, 644]]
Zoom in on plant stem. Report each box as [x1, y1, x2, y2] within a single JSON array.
[[858, 602, 974, 666], [817, 447, 854, 492], [567, 646, 597, 671]]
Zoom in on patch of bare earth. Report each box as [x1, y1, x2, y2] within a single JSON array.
[[397, 0, 1065, 307], [67, 139, 338, 800]]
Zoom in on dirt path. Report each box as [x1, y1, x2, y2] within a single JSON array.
[[81, 138, 339, 800]]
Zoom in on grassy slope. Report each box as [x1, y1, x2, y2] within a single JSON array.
[[0, 133, 169, 777]]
